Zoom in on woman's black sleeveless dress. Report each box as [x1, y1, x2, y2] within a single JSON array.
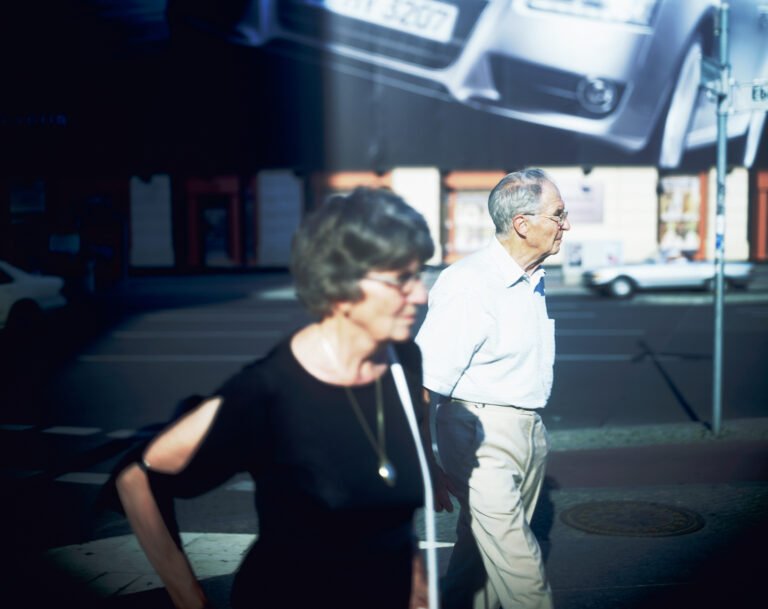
[[143, 338, 425, 609]]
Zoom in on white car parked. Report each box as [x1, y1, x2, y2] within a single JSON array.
[[582, 257, 755, 298], [0, 260, 67, 330]]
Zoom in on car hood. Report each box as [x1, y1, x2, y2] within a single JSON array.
[[15, 274, 65, 295]]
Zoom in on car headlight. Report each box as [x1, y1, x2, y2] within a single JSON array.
[[585, 270, 611, 283], [526, 0, 659, 26]]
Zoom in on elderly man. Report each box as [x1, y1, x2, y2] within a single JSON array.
[[416, 168, 570, 609]]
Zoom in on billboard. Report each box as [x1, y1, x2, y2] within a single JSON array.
[[1, 1, 767, 172], [161, 0, 768, 171]]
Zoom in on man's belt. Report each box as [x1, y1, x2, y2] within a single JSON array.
[[449, 397, 534, 413]]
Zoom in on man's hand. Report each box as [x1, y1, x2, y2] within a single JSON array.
[[432, 465, 456, 513], [420, 389, 457, 513]]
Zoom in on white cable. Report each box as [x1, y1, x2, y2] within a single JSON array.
[[388, 344, 439, 609]]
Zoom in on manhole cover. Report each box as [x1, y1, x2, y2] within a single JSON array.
[[560, 501, 705, 537]]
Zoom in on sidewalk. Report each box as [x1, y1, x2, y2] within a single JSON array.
[[539, 434, 767, 609], [8, 418, 765, 609], [428, 418, 768, 609]]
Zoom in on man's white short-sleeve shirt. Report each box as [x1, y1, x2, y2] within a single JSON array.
[[415, 237, 555, 409]]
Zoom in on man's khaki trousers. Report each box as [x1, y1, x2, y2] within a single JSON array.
[[436, 400, 552, 609]]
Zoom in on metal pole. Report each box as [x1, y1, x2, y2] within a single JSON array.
[[712, 3, 730, 436]]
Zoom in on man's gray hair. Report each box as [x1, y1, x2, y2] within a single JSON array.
[[488, 168, 553, 235]]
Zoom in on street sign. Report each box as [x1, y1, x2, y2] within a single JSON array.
[[752, 82, 768, 103], [700, 57, 726, 95], [731, 80, 768, 112]]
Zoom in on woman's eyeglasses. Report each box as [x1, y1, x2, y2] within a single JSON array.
[[364, 270, 423, 294]]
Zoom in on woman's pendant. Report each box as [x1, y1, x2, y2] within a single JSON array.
[[378, 459, 397, 487]]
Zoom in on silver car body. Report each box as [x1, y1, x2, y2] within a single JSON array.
[[229, 0, 768, 166], [0, 261, 67, 329], [583, 258, 755, 294]]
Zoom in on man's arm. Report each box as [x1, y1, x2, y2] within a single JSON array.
[[420, 388, 455, 513], [415, 273, 490, 511], [415, 281, 490, 399]]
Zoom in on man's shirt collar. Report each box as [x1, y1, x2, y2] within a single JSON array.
[[489, 237, 546, 287]]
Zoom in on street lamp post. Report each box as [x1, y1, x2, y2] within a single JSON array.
[[712, 3, 730, 436], [701, 4, 768, 434], [700, 3, 731, 436]]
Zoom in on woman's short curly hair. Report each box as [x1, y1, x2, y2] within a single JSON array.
[[290, 187, 434, 318]]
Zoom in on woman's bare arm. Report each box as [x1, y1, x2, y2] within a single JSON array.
[[115, 397, 222, 609]]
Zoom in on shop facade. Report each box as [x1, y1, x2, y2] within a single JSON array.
[[0, 165, 763, 292]]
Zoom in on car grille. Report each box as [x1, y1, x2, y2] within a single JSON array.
[[276, 1, 488, 69], [485, 55, 626, 118]]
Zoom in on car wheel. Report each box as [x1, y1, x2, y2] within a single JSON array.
[[608, 277, 635, 298], [6, 300, 42, 331], [704, 277, 733, 293], [658, 38, 703, 169]]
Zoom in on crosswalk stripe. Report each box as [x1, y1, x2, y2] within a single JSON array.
[[46, 533, 454, 597], [256, 288, 298, 300], [556, 354, 633, 361], [418, 541, 455, 549], [46, 471, 256, 491], [112, 330, 282, 339], [557, 329, 645, 336], [78, 355, 255, 363], [0, 424, 36, 431], [106, 429, 143, 439], [1, 469, 44, 479], [41, 426, 102, 436], [142, 312, 295, 322], [557, 353, 694, 362], [226, 480, 256, 492], [55, 472, 111, 485]]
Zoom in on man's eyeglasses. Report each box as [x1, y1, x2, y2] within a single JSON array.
[[523, 209, 569, 227], [364, 270, 423, 294]]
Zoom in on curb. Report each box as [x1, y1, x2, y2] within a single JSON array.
[[546, 287, 768, 303], [548, 417, 768, 451]]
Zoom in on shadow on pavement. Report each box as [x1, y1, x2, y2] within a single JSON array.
[[0, 272, 295, 424]]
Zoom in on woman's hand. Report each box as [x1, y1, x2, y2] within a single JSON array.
[[409, 552, 428, 609]]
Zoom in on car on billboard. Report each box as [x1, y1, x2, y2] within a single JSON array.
[[582, 256, 755, 298], [177, 0, 768, 168]]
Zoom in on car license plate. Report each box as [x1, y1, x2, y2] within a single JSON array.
[[313, 0, 459, 43]]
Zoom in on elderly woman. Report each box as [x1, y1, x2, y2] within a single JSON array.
[[115, 187, 435, 609]]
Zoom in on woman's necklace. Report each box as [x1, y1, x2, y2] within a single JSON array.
[[319, 331, 397, 487]]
